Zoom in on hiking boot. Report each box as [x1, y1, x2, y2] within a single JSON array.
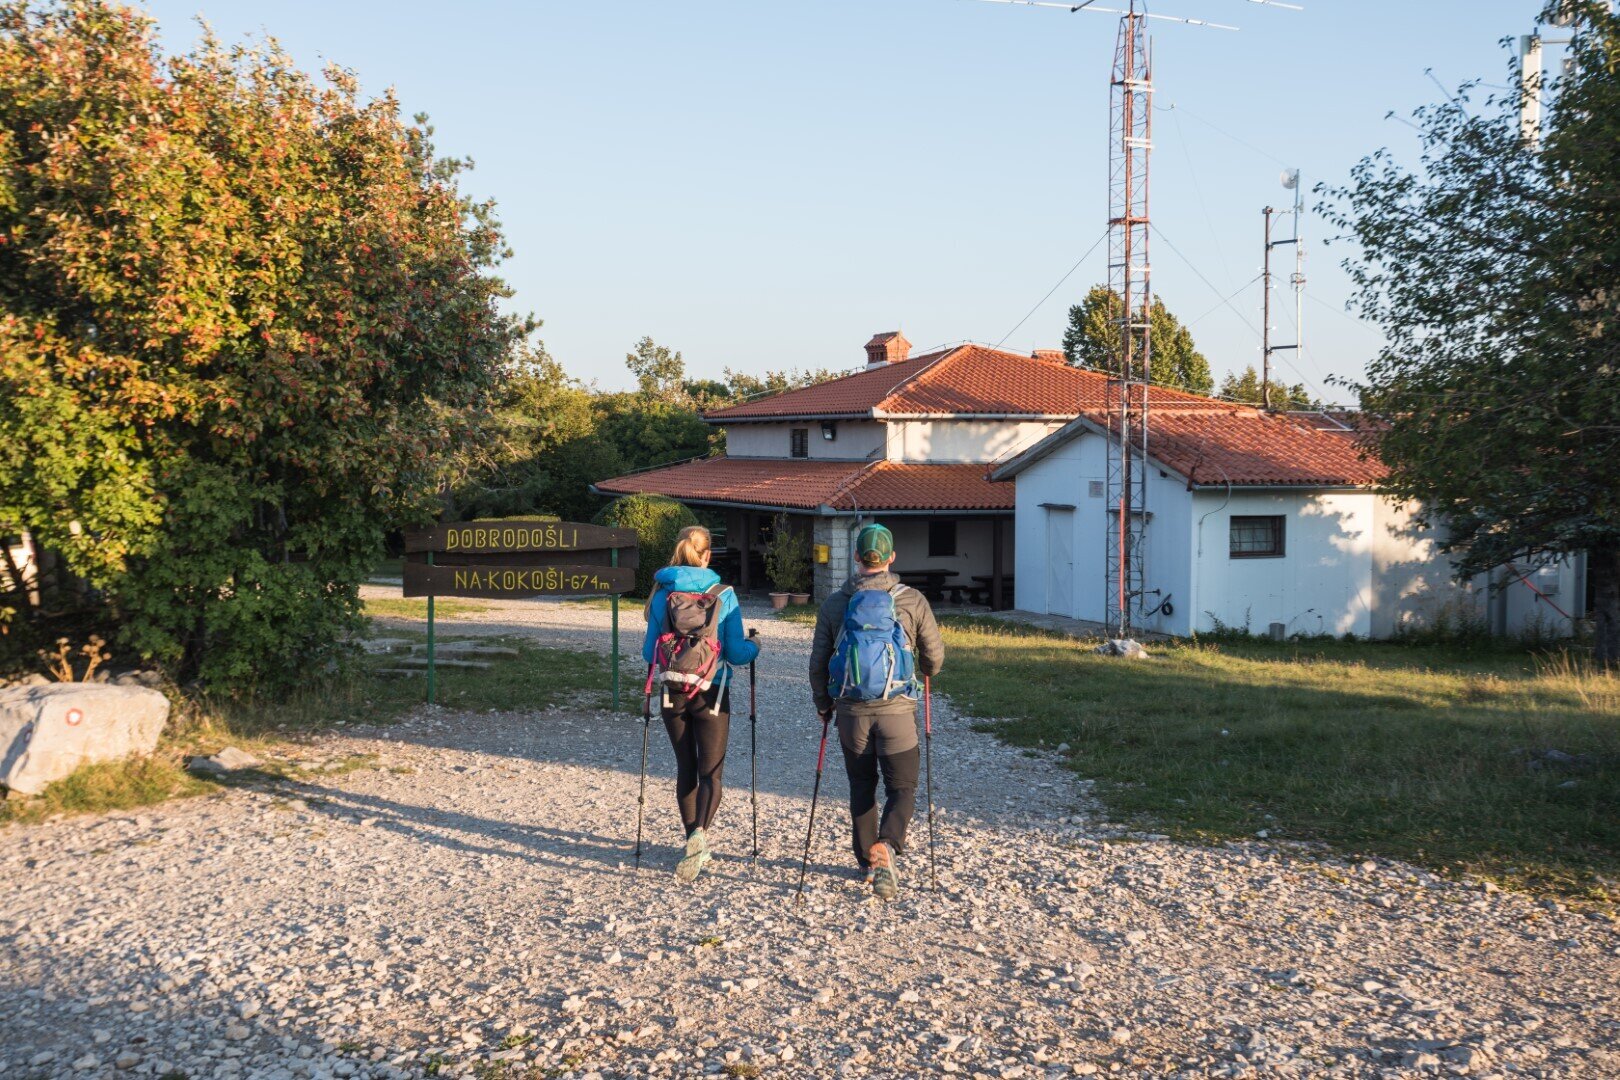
[[675, 827, 711, 883], [868, 841, 899, 900]]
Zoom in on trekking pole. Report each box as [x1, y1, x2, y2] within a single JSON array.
[[634, 665, 654, 870], [924, 675, 938, 891], [748, 628, 760, 867], [797, 711, 833, 901]]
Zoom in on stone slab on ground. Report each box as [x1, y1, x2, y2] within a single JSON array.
[[358, 638, 415, 655], [0, 683, 170, 796], [186, 746, 264, 777], [412, 642, 519, 659]]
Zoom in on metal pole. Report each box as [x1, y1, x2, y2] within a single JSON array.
[[426, 551, 436, 706], [635, 665, 653, 869], [611, 547, 621, 712], [797, 713, 833, 901], [924, 675, 937, 891], [748, 632, 759, 866], [1262, 205, 1274, 411], [1292, 176, 1304, 370]]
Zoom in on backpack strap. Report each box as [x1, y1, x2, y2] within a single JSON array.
[[704, 583, 731, 598]]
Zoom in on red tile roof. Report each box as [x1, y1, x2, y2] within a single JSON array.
[[993, 406, 1385, 488], [1140, 408, 1384, 486], [705, 343, 1225, 421], [593, 457, 1013, 512], [595, 457, 861, 510], [837, 462, 1012, 511]]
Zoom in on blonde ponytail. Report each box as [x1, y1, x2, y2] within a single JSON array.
[[669, 525, 712, 568]]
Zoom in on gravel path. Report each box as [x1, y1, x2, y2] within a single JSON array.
[[2, 595, 1617, 1079]]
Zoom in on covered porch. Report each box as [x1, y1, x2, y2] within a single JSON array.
[[593, 456, 1016, 608]]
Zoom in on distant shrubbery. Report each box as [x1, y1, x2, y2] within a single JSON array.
[[594, 496, 699, 598]]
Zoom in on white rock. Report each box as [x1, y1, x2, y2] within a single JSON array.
[[0, 683, 170, 795], [188, 746, 263, 776]]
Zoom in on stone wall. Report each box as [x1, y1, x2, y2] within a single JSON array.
[[812, 515, 856, 600]]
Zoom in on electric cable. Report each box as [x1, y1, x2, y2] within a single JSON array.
[[994, 229, 1110, 348]]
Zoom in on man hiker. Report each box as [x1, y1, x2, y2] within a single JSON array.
[[808, 523, 944, 900]]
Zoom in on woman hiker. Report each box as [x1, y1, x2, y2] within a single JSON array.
[[642, 525, 761, 882]]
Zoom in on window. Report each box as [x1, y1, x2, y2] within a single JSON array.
[[1087, 480, 1105, 499], [928, 519, 957, 558], [821, 421, 838, 442], [1230, 515, 1285, 558], [790, 428, 809, 458]]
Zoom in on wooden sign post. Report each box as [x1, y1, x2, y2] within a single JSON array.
[[402, 521, 639, 708]]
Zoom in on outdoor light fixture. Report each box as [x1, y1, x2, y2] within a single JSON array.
[[821, 421, 837, 441]]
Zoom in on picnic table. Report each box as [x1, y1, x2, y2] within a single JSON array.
[[897, 569, 952, 601], [971, 574, 1015, 610]]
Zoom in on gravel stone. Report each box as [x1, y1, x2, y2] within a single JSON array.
[[0, 594, 1614, 1077]]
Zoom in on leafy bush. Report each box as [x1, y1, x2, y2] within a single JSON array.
[[593, 496, 697, 597], [0, 5, 525, 691], [763, 514, 811, 594]]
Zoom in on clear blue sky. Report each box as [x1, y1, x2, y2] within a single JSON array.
[[131, 0, 1558, 401]]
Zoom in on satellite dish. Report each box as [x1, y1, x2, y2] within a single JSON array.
[[1280, 168, 1300, 190]]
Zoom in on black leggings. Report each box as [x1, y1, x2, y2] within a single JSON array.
[[662, 688, 731, 835]]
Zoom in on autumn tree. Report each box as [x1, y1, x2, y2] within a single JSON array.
[[1323, 0, 1620, 661], [1062, 285, 1214, 395], [0, 2, 526, 686]]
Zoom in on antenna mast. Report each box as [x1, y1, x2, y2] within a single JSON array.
[[1104, 0, 1152, 639], [965, 0, 1298, 636], [1263, 169, 1302, 411]]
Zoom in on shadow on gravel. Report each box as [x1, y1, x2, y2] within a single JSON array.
[[272, 778, 849, 892]]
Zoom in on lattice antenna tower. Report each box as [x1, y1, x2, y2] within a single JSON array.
[[1105, 5, 1152, 639], [967, 0, 1298, 638]]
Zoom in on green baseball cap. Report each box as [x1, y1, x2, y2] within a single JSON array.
[[854, 523, 894, 564]]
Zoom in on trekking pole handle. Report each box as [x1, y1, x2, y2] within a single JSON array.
[[748, 628, 759, 638]]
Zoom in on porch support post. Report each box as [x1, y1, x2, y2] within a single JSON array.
[[739, 511, 753, 595], [991, 515, 1006, 611]]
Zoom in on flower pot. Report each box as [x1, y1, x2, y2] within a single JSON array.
[[790, 593, 811, 605], [769, 592, 790, 610]]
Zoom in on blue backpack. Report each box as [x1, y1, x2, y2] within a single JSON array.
[[828, 586, 919, 702]]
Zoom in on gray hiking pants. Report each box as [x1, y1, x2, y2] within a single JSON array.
[[836, 703, 920, 865]]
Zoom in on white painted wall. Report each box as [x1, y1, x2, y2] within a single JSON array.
[[1011, 441, 1586, 641], [1009, 431, 1194, 635], [1371, 499, 1582, 639], [1010, 427, 1192, 637], [722, 421, 885, 461], [1190, 489, 1376, 638], [887, 420, 1065, 464]]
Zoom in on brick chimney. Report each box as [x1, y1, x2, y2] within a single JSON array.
[[864, 331, 911, 368], [1031, 348, 1066, 364]]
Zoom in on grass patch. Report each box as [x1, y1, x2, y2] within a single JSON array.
[[362, 596, 490, 620], [0, 755, 212, 825], [204, 634, 617, 735], [772, 604, 818, 625], [937, 617, 1620, 904], [2, 635, 616, 825], [558, 596, 621, 611]]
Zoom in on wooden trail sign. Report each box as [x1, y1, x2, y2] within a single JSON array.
[[405, 521, 636, 555], [397, 519, 640, 708], [403, 563, 634, 599]]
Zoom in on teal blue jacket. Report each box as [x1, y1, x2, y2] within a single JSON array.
[[642, 565, 760, 669]]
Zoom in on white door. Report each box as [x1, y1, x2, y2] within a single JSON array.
[[1045, 508, 1074, 615]]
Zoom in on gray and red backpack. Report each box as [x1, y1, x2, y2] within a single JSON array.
[[653, 583, 732, 702]]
